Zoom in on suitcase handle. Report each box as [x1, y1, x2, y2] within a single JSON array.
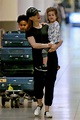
[[5, 41, 24, 44], [10, 41, 24, 44], [9, 55, 30, 59], [7, 31, 25, 34], [9, 55, 23, 60]]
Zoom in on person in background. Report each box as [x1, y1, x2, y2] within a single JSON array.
[[17, 14, 28, 32], [57, 2, 66, 26], [0, 28, 5, 48], [17, 14, 28, 105], [17, 14, 33, 104], [42, 7, 61, 70], [26, 7, 63, 118]]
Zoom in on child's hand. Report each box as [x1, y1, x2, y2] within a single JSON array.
[[48, 48, 55, 52], [41, 22, 47, 25]]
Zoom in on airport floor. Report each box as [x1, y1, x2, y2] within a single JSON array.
[[0, 22, 80, 120]]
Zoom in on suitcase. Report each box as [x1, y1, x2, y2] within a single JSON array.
[[0, 47, 33, 77], [0, 61, 34, 77], [0, 76, 34, 108], [0, 77, 7, 91], [2, 31, 30, 47], [0, 77, 34, 92], [0, 47, 33, 61]]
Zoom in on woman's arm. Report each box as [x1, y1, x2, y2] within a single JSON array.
[[27, 36, 51, 49]]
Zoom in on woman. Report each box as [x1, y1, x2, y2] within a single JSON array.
[[26, 7, 63, 118]]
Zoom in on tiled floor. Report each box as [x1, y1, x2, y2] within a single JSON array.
[[0, 22, 80, 120]]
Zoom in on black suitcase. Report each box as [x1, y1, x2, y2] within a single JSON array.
[[0, 76, 35, 108], [0, 77, 34, 92], [0, 47, 33, 61], [0, 60, 34, 77], [0, 47, 33, 77], [2, 31, 30, 47]]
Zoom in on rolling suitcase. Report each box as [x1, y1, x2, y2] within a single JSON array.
[[0, 77, 34, 93], [0, 30, 35, 105], [0, 77, 34, 92], [2, 31, 30, 47], [0, 76, 34, 108], [6, 77, 34, 92], [0, 61, 34, 77], [0, 47, 34, 77], [0, 47, 33, 61]]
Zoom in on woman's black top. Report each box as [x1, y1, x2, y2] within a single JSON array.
[[26, 25, 49, 67]]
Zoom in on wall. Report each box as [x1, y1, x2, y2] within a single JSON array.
[[0, 0, 17, 21], [17, 0, 34, 15], [0, 0, 18, 31], [0, 0, 55, 31]]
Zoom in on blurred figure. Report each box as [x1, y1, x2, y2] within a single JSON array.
[[0, 28, 5, 48], [57, 2, 66, 26]]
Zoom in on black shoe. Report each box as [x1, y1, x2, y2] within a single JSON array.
[[57, 65, 60, 70], [42, 64, 47, 71], [35, 66, 47, 72]]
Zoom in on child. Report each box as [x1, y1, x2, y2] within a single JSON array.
[[42, 7, 61, 70], [17, 15, 33, 104], [17, 14, 28, 31]]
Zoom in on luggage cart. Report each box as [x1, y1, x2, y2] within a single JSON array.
[[0, 31, 37, 108], [0, 76, 36, 108]]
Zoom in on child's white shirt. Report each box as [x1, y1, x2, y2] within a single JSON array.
[[48, 21, 61, 44]]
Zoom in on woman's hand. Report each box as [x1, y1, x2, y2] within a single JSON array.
[[48, 44, 57, 52], [48, 39, 63, 52], [48, 42, 52, 47]]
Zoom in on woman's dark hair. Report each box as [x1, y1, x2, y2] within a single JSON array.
[[46, 7, 60, 23], [26, 19, 33, 31], [17, 15, 27, 23]]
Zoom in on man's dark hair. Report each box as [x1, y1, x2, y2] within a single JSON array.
[[17, 14, 27, 23]]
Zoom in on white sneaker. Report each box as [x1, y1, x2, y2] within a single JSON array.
[[34, 104, 43, 116], [28, 96, 32, 102], [44, 111, 52, 118]]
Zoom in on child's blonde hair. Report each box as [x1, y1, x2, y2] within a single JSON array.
[[46, 7, 60, 23]]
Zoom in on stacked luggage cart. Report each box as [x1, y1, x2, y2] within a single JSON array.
[[0, 31, 35, 108]]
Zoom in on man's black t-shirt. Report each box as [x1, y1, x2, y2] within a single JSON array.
[[26, 24, 49, 66]]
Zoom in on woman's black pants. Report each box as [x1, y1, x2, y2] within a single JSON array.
[[34, 51, 58, 106]]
